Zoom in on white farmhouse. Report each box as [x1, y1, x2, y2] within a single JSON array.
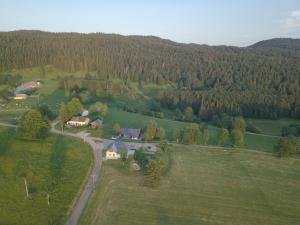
[[67, 116, 90, 127], [13, 94, 28, 100], [105, 142, 128, 160], [105, 143, 121, 159]]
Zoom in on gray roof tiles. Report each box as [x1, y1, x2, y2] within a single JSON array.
[[119, 128, 141, 139]]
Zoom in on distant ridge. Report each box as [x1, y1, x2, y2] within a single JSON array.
[[249, 38, 300, 52]]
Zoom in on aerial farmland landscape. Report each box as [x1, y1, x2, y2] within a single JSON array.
[[0, 1, 300, 225]]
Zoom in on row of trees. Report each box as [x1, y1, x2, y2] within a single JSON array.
[[171, 116, 246, 147], [172, 123, 209, 145], [143, 120, 166, 142], [216, 117, 246, 147]]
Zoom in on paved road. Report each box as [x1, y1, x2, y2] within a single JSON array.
[[50, 122, 103, 225]]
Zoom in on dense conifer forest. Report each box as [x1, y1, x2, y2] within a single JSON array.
[[0, 30, 299, 119]]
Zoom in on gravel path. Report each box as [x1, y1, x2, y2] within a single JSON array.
[[50, 122, 103, 225]]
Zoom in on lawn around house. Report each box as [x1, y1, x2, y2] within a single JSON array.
[[0, 129, 92, 225], [79, 145, 300, 225]]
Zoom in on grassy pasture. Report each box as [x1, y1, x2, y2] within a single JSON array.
[[79, 145, 300, 225], [247, 118, 300, 136], [0, 129, 92, 225], [245, 133, 279, 153]]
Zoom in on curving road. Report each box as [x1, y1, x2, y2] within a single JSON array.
[[50, 122, 103, 225]]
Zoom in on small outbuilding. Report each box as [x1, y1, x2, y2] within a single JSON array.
[[81, 109, 89, 117], [90, 119, 103, 129]]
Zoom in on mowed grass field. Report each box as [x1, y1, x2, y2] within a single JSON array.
[[247, 118, 300, 136], [79, 145, 300, 225], [0, 129, 92, 225]]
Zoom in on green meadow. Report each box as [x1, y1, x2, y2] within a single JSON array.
[[0, 128, 92, 225], [79, 145, 300, 225], [247, 118, 300, 136]]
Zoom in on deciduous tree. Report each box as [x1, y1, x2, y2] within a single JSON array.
[[217, 128, 229, 146], [231, 129, 245, 147], [59, 102, 70, 131], [144, 120, 157, 141], [113, 123, 121, 134], [144, 159, 164, 187], [232, 117, 246, 134], [66, 98, 83, 117], [18, 110, 49, 140], [275, 136, 300, 158], [89, 102, 108, 119]]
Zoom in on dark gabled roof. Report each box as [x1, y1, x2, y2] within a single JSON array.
[[106, 141, 128, 153], [120, 128, 141, 138], [15, 81, 40, 94], [91, 119, 103, 126]]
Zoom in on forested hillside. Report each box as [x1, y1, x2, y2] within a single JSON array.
[[250, 38, 300, 52], [0, 30, 299, 119]]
